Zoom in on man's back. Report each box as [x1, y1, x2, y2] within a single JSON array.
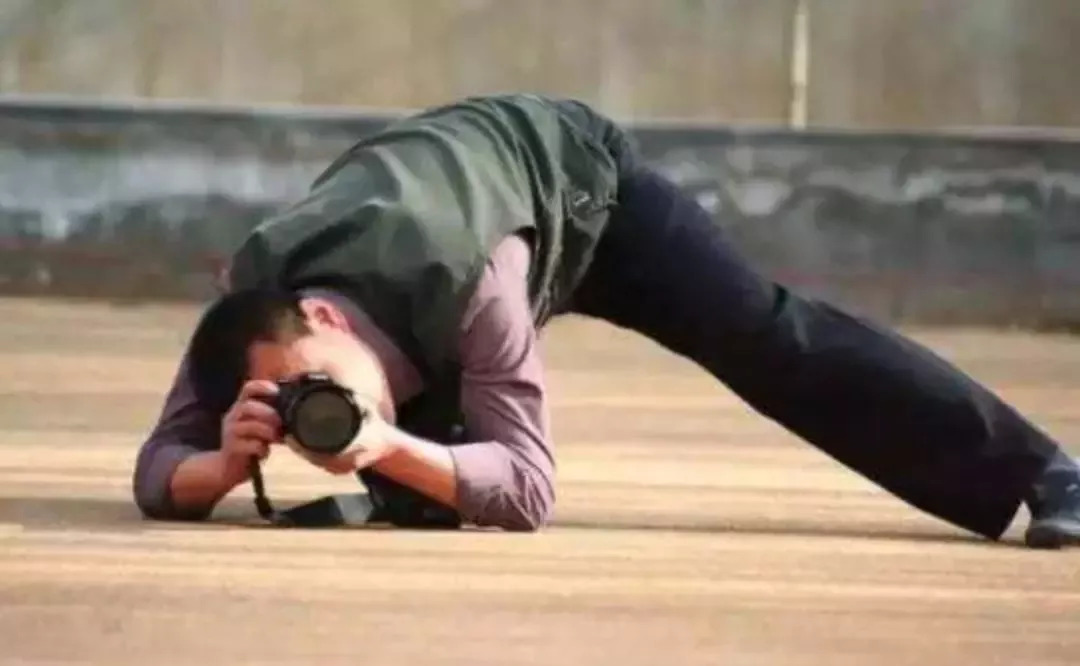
[[227, 93, 622, 379], [133, 94, 633, 531]]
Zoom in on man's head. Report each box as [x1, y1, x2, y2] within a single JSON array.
[[187, 287, 392, 419]]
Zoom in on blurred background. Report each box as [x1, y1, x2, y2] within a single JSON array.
[[1, 0, 1080, 329], [4, 0, 1079, 128]]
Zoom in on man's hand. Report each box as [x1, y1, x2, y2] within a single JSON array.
[[286, 403, 460, 511], [164, 380, 285, 519], [220, 379, 284, 477]]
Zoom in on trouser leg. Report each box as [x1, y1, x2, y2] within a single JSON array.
[[571, 165, 1064, 539]]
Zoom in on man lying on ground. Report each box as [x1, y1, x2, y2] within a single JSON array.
[[132, 93, 1080, 548]]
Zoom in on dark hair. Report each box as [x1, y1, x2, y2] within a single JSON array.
[[187, 287, 313, 413]]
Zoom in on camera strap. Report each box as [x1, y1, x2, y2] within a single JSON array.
[[247, 459, 378, 527], [247, 459, 462, 528]]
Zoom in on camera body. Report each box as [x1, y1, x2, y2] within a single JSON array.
[[263, 372, 367, 455]]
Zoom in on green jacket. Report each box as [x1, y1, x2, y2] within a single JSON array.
[[228, 93, 627, 382]]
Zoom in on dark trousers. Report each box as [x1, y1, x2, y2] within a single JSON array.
[[570, 165, 1062, 540]]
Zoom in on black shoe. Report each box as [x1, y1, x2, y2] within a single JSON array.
[[1024, 463, 1080, 549]]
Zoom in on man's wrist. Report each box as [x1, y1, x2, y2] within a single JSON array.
[[369, 425, 459, 507], [219, 450, 256, 485]]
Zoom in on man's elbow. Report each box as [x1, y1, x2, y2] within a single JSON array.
[[449, 444, 557, 531], [131, 449, 212, 523], [132, 481, 172, 521], [133, 482, 212, 523], [496, 477, 555, 532], [504, 507, 551, 533], [132, 454, 168, 520], [132, 471, 180, 522]]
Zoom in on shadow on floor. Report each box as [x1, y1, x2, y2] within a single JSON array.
[[0, 496, 257, 533], [549, 516, 1023, 548], [0, 495, 1027, 549], [0, 496, 153, 532]]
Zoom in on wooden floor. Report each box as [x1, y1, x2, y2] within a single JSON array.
[[1, 297, 1079, 666]]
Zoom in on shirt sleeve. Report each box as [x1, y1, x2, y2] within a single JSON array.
[[131, 352, 222, 520], [448, 235, 556, 531]]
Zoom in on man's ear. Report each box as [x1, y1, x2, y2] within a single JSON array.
[[299, 297, 350, 332]]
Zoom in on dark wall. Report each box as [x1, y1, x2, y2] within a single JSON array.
[[2, 97, 1080, 330]]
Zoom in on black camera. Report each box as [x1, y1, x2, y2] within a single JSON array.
[[263, 373, 368, 455]]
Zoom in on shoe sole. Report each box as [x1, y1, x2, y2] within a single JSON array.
[[1024, 518, 1080, 550]]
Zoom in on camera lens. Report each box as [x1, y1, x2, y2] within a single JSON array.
[[292, 389, 359, 454]]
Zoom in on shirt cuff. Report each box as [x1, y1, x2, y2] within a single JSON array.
[[448, 440, 554, 531]]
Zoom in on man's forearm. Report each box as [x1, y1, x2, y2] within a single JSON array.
[[369, 426, 555, 531], [372, 427, 460, 508], [167, 450, 251, 519]]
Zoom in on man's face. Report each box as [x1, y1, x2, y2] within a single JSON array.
[[243, 300, 393, 420], [246, 297, 348, 385]]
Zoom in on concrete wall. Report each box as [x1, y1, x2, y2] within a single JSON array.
[[2, 97, 1080, 332], [0, 0, 798, 124], [806, 0, 1080, 130], [2, 0, 1078, 129]]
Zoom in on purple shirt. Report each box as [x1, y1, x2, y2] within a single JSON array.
[[132, 235, 555, 531]]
